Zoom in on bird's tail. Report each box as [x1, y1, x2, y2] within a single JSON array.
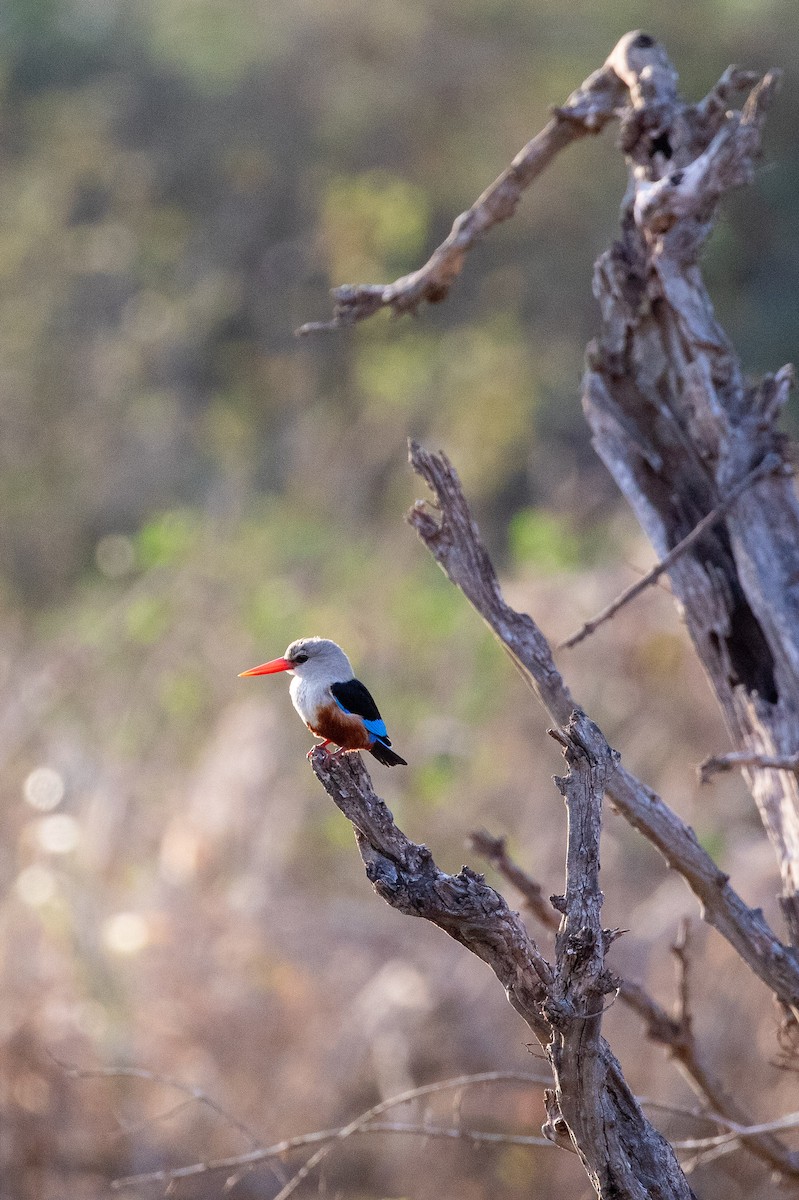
[[369, 740, 407, 767]]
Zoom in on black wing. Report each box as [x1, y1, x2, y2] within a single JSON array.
[[332, 678, 407, 768], [330, 677, 389, 741]]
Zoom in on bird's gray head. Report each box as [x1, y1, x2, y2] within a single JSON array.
[[283, 637, 353, 682]]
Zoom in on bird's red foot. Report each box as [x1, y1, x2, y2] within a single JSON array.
[[308, 740, 334, 760]]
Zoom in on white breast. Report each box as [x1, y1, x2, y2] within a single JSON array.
[[290, 674, 332, 725]]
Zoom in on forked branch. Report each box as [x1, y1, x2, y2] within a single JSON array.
[[408, 440, 799, 1015], [297, 33, 768, 335], [296, 59, 624, 335], [312, 715, 694, 1199], [469, 829, 799, 1176]]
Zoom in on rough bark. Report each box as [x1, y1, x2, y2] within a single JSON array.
[[408, 441, 799, 1015], [581, 34, 799, 942], [299, 28, 799, 1195], [303, 29, 799, 947], [471, 831, 799, 1176], [312, 716, 696, 1199]]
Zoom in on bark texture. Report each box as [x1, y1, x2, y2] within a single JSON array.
[[582, 33, 799, 941], [300, 27, 799, 1196], [409, 442, 799, 1016], [305, 30, 799, 943], [312, 717, 696, 1199]]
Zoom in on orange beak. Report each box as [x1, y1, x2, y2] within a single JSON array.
[[238, 657, 293, 678]]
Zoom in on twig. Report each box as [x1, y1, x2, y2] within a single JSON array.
[[611, 881, 799, 1174], [673, 1108, 799, 1151], [467, 829, 560, 931], [115, 1097, 197, 1139], [59, 1062, 263, 1151], [108, 1105, 799, 1191], [295, 56, 626, 334], [112, 1071, 550, 1190], [700, 751, 799, 784], [267, 1068, 547, 1200], [297, 1120, 552, 1147], [560, 453, 785, 650], [408, 440, 799, 1015], [115, 1126, 543, 1191], [671, 918, 694, 1041]]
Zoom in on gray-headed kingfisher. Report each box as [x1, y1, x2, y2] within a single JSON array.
[[239, 637, 407, 767]]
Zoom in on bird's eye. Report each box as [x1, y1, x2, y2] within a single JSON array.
[[293, 653, 308, 664]]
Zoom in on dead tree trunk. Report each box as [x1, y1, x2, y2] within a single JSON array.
[[582, 32, 799, 943]]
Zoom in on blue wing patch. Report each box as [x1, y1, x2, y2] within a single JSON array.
[[362, 715, 389, 740]]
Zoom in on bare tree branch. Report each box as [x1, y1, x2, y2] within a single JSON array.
[[311, 749, 553, 1029], [112, 1110, 799, 1192], [470, 829, 799, 1177], [112, 1071, 550, 1191], [700, 751, 799, 784], [671, 919, 694, 1042], [467, 830, 796, 1176], [296, 59, 625, 335], [543, 724, 640, 1195], [310, 716, 695, 1199], [408, 441, 799, 1017], [286, 32, 799, 1198], [112, 1126, 549, 1191], [674, 1109, 799, 1152], [467, 828, 560, 931], [297, 33, 766, 337], [298, 19, 799, 941], [299, 26, 799, 946], [579, 38, 799, 942]]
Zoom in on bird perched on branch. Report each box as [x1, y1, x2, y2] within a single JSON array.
[[239, 637, 407, 767]]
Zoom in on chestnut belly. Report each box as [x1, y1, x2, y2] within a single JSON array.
[[307, 702, 372, 750]]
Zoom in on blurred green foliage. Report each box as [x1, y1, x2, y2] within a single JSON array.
[[509, 508, 583, 571], [0, 0, 796, 608], [323, 170, 431, 281]]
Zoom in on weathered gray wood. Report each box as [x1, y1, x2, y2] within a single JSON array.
[[302, 31, 799, 945], [299, 30, 799, 1194], [408, 440, 799, 1014], [581, 34, 799, 941], [312, 717, 696, 1199], [296, 60, 625, 333]]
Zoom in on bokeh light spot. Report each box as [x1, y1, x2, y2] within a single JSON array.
[[102, 912, 149, 956], [23, 767, 65, 812], [13, 1073, 50, 1114], [36, 814, 80, 855]]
